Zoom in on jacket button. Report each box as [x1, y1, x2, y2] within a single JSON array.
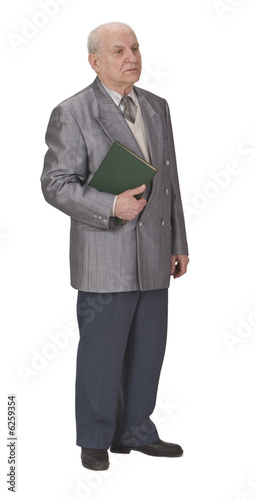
[[165, 160, 170, 166], [98, 216, 102, 220], [94, 215, 98, 219], [138, 222, 143, 227], [161, 219, 165, 226], [165, 189, 169, 195]]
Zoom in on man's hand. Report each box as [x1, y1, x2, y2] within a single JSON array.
[[171, 254, 189, 279], [115, 184, 147, 220]]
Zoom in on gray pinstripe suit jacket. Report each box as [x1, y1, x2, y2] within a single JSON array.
[[41, 77, 188, 292]]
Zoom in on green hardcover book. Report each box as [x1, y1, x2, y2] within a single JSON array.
[[89, 141, 157, 225]]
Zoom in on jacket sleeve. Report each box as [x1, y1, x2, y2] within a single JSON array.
[[165, 101, 189, 255], [41, 104, 115, 229]]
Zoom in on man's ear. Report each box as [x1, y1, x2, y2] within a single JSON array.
[[88, 54, 100, 74]]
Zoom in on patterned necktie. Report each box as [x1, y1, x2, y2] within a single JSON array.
[[120, 95, 137, 124]]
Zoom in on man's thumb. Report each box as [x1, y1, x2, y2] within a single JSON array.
[[131, 184, 146, 195]]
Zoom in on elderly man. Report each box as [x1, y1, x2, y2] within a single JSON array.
[[41, 22, 189, 471]]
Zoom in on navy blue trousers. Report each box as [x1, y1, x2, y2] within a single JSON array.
[[75, 289, 168, 449]]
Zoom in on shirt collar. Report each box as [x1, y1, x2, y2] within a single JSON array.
[[102, 83, 139, 107]]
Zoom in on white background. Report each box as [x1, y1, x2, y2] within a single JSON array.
[[1, 0, 255, 499]]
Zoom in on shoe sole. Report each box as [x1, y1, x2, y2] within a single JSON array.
[[110, 444, 183, 458], [133, 449, 183, 457], [82, 461, 109, 471]]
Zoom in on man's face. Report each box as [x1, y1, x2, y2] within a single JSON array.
[[89, 26, 142, 94]]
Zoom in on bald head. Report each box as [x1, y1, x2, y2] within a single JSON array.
[[87, 22, 141, 95], [87, 22, 137, 55]]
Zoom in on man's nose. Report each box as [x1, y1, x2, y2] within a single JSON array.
[[126, 49, 137, 62]]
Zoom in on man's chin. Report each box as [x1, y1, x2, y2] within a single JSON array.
[[124, 71, 141, 83]]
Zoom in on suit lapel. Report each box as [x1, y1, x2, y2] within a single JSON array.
[[93, 78, 145, 159], [135, 88, 163, 168]]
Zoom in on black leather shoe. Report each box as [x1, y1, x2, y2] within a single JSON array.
[[110, 439, 183, 457], [81, 448, 109, 470]]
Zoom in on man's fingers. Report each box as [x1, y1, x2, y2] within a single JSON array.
[[115, 183, 147, 220], [174, 262, 184, 278], [171, 255, 189, 279], [129, 184, 146, 196], [140, 198, 147, 207]]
